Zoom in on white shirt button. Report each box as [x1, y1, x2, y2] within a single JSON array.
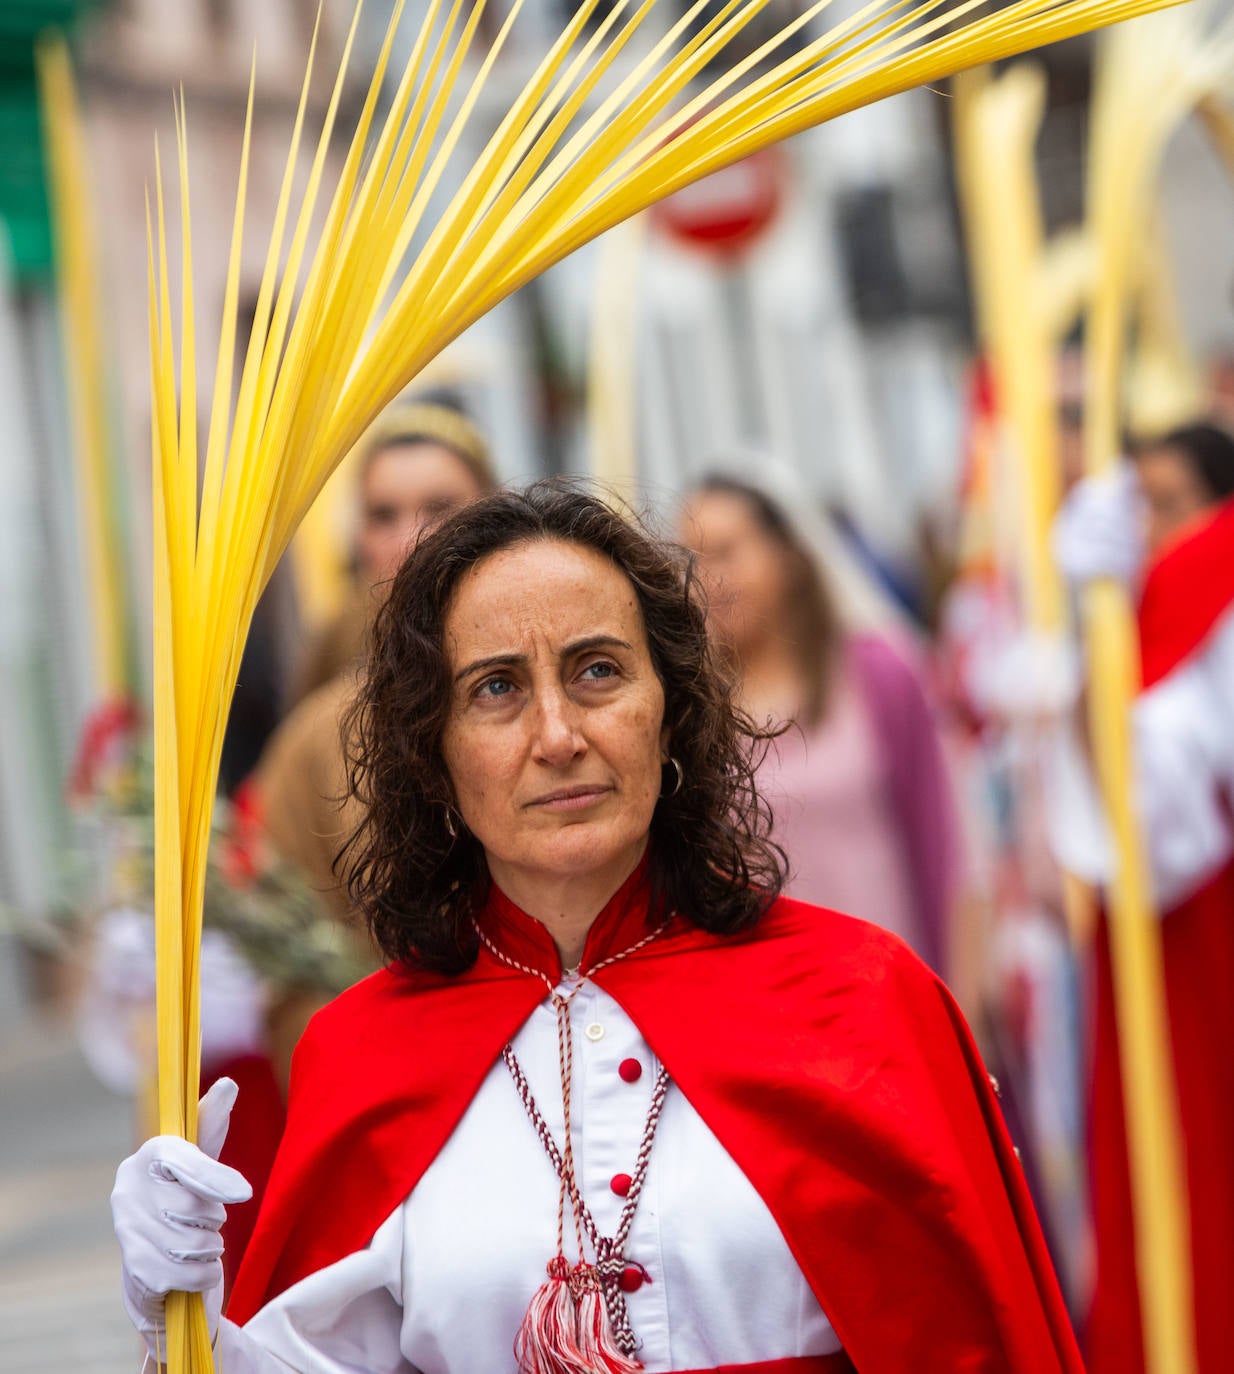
[[584, 1022, 605, 1042]]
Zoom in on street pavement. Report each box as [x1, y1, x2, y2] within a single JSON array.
[[0, 935, 143, 1373]]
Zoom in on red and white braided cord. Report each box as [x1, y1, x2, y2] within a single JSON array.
[[476, 917, 669, 1357], [502, 1045, 669, 1357]]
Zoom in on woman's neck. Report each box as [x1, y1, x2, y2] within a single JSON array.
[[736, 631, 807, 727], [487, 837, 648, 970]]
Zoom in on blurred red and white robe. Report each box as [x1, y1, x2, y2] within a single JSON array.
[[1082, 500, 1234, 1374]]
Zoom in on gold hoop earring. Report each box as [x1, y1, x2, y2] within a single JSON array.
[[662, 757, 684, 798]]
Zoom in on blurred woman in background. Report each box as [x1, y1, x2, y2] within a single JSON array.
[[679, 473, 961, 972], [255, 401, 498, 915], [288, 401, 498, 706]]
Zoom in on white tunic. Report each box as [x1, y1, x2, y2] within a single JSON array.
[[215, 980, 841, 1373], [1133, 604, 1234, 906], [1047, 604, 1234, 908]]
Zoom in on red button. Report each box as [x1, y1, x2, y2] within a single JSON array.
[[610, 1172, 632, 1197], [618, 1058, 643, 1083], [619, 1264, 646, 1293]]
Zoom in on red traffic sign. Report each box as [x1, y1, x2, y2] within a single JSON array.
[[651, 147, 786, 258]]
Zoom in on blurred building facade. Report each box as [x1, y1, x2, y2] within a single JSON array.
[[0, 0, 370, 915]]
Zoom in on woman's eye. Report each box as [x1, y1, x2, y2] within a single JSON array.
[[476, 677, 515, 700], [580, 661, 618, 682]]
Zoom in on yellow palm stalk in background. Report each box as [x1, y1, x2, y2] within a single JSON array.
[[587, 213, 648, 492], [953, 63, 1067, 638], [1124, 214, 1206, 440], [1082, 5, 1234, 1371], [147, 0, 1195, 1368], [37, 35, 133, 702], [953, 68, 1104, 963]]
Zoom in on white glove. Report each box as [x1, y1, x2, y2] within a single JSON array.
[[78, 907, 157, 1094], [1052, 466, 1145, 586], [967, 628, 1082, 722], [111, 1077, 252, 1360], [198, 928, 266, 1066]]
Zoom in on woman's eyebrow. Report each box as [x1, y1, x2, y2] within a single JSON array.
[[562, 633, 634, 658], [453, 635, 633, 683], [454, 652, 527, 683]]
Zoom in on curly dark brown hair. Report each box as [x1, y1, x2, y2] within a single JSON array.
[[339, 480, 785, 973]]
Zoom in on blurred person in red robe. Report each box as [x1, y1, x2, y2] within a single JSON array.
[[1053, 420, 1234, 1373]]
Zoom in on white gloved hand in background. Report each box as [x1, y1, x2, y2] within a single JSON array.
[[1052, 466, 1145, 587], [966, 628, 1082, 723], [80, 915, 267, 1097], [111, 1077, 252, 1360]]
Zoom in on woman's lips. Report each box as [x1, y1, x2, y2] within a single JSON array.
[[528, 785, 612, 811]]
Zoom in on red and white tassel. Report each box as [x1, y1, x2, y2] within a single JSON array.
[[515, 1256, 584, 1374], [571, 1265, 643, 1374]]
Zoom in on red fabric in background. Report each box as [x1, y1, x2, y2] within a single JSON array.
[[1087, 500, 1234, 1373], [200, 1053, 286, 1297], [229, 873, 1081, 1373], [1087, 864, 1234, 1374], [1138, 498, 1234, 691]]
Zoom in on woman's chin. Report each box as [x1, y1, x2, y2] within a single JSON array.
[[514, 819, 647, 881]]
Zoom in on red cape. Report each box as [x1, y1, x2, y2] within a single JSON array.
[[1138, 497, 1234, 691], [1087, 499, 1234, 1374], [229, 876, 1081, 1372]]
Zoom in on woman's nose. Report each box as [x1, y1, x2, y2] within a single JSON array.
[[532, 688, 585, 766]]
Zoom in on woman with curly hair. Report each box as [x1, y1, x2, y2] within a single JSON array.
[[111, 484, 1081, 1373]]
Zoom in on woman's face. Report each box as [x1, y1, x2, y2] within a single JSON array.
[[679, 489, 792, 655], [357, 442, 486, 588], [1136, 444, 1215, 555], [441, 539, 668, 890]]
